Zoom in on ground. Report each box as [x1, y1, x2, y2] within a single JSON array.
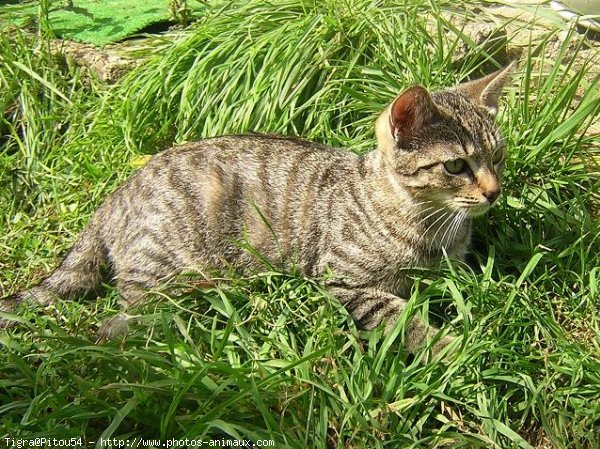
[[0, 1, 599, 447]]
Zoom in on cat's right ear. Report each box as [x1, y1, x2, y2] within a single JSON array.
[[376, 86, 439, 152]]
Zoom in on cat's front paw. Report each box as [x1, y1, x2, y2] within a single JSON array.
[[424, 333, 460, 363]]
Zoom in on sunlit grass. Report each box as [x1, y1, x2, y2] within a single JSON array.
[[0, 0, 599, 447]]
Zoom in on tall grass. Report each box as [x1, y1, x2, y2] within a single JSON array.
[[1, 0, 599, 447], [110, 0, 503, 153]]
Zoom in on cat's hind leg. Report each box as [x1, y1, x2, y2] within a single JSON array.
[[96, 269, 166, 341]]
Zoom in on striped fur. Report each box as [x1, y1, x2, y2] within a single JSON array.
[[3, 63, 515, 356]]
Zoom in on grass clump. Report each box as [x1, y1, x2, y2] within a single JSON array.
[[1, 0, 599, 447]]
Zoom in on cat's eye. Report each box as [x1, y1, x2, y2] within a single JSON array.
[[443, 159, 468, 175], [492, 149, 504, 165]]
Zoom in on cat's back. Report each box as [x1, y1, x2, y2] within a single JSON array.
[[144, 134, 352, 178], [95, 134, 359, 275], [131, 134, 358, 215]]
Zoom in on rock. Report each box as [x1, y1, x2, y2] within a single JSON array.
[[49, 39, 137, 83]]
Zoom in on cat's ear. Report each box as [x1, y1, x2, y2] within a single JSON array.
[[376, 86, 439, 151], [455, 61, 517, 115]]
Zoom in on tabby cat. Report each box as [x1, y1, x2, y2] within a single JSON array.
[[2, 63, 515, 357]]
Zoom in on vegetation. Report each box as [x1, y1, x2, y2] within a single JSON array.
[[0, 0, 599, 447], [0, 0, 209, 46]]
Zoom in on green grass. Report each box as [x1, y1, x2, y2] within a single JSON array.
[[1, 0, 600, 447]]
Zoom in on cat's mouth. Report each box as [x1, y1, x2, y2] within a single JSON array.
[[450, 199, 494, 217], [418, 194, 498, 219], [464, 203, 492, 217]]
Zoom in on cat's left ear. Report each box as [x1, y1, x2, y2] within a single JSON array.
[[455, 61, 517, 115]]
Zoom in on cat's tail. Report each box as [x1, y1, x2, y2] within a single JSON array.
[[1, 225, 106, 327]]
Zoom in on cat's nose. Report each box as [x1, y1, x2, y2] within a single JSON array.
[[477, 170, 500, 204], [483, 189, 500, 204]]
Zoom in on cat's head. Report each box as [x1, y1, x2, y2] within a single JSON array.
[[375, 62, 516, 217]]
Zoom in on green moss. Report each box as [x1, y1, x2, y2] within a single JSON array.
[[0, 0, 207, 45]]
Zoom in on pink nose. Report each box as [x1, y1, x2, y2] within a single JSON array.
[[483, 189, 500, 204]]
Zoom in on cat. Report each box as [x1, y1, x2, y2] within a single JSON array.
[[1, 62, 516, 357]]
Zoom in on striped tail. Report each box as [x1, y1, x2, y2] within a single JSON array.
[[1, 225, 106, 326]]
